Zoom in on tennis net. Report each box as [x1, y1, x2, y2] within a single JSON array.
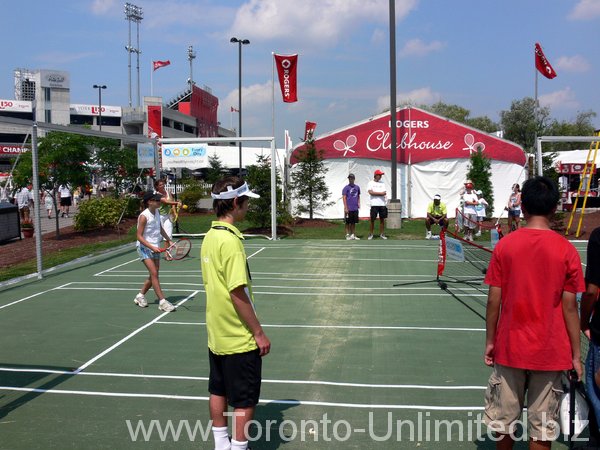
[[438, 230, 493, 286]]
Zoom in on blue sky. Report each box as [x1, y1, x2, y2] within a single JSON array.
[[1, 0, 599, 146]]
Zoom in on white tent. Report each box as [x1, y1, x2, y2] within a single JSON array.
[[291, 107, 527, 219]]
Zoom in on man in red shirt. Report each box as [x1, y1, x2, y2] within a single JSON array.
[[483, 176, 584, 449]]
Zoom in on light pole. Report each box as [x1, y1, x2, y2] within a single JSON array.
[[230, 37, 250, 176], [93, 85, 107, 131]]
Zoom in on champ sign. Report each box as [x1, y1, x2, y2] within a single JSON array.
[[161, 143, 208, 169]]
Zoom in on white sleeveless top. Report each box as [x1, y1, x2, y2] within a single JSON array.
[[136, 209, 162, 247]]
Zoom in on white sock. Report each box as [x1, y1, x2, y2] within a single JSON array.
[[230, 439, 248, 450], [212, 426, 230, 450]]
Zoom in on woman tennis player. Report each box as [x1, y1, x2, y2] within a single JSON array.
[[133, 191, 176, 313]]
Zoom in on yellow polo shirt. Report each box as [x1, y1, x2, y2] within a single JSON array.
[[201, 221, 257, 355]]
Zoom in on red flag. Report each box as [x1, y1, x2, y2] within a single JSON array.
[[304, 121, 317, 142], [231, 106, 239, 113], [534, 43, 557, 79], [153, 60, 171, 71], [274, 54, 298, 103]]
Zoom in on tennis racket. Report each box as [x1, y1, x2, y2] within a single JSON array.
[[160, 238, 191, 260], [171, 204, 181, 223]]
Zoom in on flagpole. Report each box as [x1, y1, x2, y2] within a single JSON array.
[[151, 61, 154, 96], [534, 59, 540, 175], [272, 52, 275, 143]]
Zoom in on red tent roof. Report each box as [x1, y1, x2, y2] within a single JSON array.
[[291, 106, 526, 166]]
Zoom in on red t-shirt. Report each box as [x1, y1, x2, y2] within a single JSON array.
[[484, 228, 585, 370]]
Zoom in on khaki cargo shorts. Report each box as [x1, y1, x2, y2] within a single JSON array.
[[484, 364, 563, 441]]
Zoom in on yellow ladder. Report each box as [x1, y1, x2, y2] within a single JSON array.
[[565, 132, 600, 237]]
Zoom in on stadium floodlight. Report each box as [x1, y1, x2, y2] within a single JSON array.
[[230, 37, 250, 176]]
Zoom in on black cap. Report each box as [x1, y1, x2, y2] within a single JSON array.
[[143, 191, 163, 203]]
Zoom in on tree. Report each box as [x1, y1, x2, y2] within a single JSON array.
[[426, 101, 470, 123], [205, 154, 226, 184], [12, 131, 93, 236], [500, 97, 550, 153], [92, 138, 141, 197], [290, 140, 332, 219], [245, 154, 291, 228], [543, 110, 597, 152], [466, 149, 494, 217], [421, 102, 499, 132]]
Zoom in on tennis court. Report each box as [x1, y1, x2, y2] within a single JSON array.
[[0, 237, 589, 449]]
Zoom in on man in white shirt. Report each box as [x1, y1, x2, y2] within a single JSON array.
[[58, 184, 72, 218], [462, 181, 479, 241], [367, 169, 388, 240], [16, 183, 34, 221]]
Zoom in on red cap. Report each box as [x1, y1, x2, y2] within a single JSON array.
[[374, 169, 385, 176]]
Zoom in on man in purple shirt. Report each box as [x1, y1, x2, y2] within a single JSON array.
[[342, 173, 361, 240]]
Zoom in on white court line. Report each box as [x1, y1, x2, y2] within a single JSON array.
[[94, 258, 138, 277], [253, 256, 436, 262], [157, 321, 485, 333], [0, 282, 73, 310], [0, 386, 483, 410], [0, 367, 486, 390], [247, 247, 266, 258], [74, 291, 199, 373], [51, 285, 485, 297]]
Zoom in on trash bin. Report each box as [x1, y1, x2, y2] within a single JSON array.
[[387, 199, 402, 229], [0, 202, 20, 242]]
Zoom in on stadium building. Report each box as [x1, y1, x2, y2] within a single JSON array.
[[0, 68, 235, 178]]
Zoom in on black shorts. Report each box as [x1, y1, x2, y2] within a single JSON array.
[[345, 210, 359, 224], [370, 206, 388, 220], [60, 197, 72, 207], [208, 348, 262, 408]]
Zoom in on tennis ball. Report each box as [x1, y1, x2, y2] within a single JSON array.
[[182, 204, 188, 210]]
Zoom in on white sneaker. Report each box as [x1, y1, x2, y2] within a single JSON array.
[[368, 234, 373, 240], [352, 234, 360, 240], [426, 231, 432, 240], [134, 293, 148, 308], [475, 231, 481, 237], [380, 234, 388, 240], [346, 234, 352, 240], [159, 299, 175, 312]]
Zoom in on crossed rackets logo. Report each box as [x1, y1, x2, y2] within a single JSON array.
[[333, 135, 357, 157], [462, 133, 485, 154]]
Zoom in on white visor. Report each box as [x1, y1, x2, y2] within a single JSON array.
[[210, 182, 260, 200]]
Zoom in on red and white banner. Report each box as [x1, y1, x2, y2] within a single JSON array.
[[304, 121, 317, 142], [0, 144, 30, 155], [559, 163, 596, 174], [291, 107, 526, 166], [274, 54, 298, 103], [0, 99, 32, 113], [534, 43, 557, 79], [153, 60, 171, 71]]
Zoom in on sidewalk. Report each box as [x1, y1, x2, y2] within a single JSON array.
[[37, 208, 75, 235]]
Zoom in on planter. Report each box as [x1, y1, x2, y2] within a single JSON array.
[[22, 227, 34, 238]]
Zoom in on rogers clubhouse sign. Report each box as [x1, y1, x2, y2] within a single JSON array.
[[292, 107, 525, 166]]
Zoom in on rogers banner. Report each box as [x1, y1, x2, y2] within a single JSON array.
[[291, 107, 526, 166], [535, 42, 557, 79], [304, 121, 317, 141], [274, 54, 298, 103]]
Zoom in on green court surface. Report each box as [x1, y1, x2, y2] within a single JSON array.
[[0, 239, 590, 449]]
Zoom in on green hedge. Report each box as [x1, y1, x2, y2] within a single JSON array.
[[74, 197, 140, 231]]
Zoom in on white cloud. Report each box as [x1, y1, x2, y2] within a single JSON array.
[[91, 0, 117, 15], [555, 55, 591, 73], [376, 87, 440, 111], [399, 39, 445, 58], [538, 87, 579, 110], [228, 0, 419, 46], [568, 0, 600, 20]]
